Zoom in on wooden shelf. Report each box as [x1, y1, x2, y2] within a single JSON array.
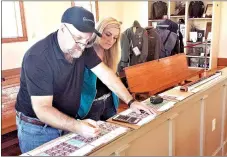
[[186, 55, 210, 58], [188, 67, 207, 69], [170, 15, 185, 18], [148, 19, 164, 22], [185, 42, 211, 48], [188, 18, 212, 20], [186, 42, 211, 45]]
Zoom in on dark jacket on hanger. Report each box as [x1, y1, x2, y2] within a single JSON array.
[[157, 29, 177, 58], [120, 21, 148, 67], [159, 19, 184, 54], [145, 26, 161, 61], [159, 19, 178, 33], [118, 33, 130, 72]]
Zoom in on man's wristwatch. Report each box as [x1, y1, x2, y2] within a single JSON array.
[[127, 98, 135, 107]]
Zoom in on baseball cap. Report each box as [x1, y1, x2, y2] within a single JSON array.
[[61, 6, 102, 37]]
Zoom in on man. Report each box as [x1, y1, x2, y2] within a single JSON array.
[[15, 6, 155, 153]]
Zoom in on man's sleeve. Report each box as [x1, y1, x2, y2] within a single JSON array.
[[24, 55, 53, 96], [84, 47, 102, 69]]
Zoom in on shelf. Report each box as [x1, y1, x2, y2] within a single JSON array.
[[185, 42, 211, 48], [186, 55, 210, 58], [186, 42, 211, 45], [188, 67, 208, 70], [146, 1, 219, 70], [188, 18, 212, 20], [148, 19, 164, 22], [170, 15, 185, 18]]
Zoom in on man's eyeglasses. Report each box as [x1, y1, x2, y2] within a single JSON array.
[[64, 24, 93, 48]]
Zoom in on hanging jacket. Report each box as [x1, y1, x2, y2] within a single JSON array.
[[159, 19, 184, 54], [145, 27, 161, 61], [118, 33, 130, 72], [159, 19, 178, 33], [157, 29, 177, 58], [120, 21, 148, 67], [171, 31, 184, 55], [79, 68, 119, 119]]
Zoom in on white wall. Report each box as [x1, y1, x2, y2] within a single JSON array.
[[2, 1, 71, 70], [218, 2, 227, 58], [2, 1, 226, 70], [98, 1, 123, 22], [98, 1, 148, 32], [121, 1, 148, 32]]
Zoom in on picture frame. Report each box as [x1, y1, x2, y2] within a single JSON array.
[[190, 32, 197, 42], [205, 22, 212, 39], [205, 4, 213, 18], [197, 30, 205, 42], [207, 32, 212, 42]]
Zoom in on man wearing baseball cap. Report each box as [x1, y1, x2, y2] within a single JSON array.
[[15, 6, 155, 153]]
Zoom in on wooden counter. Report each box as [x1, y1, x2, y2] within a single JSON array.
[[89, 67, 227, 156]]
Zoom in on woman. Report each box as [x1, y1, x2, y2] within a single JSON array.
[[78, 17, 122, 121]]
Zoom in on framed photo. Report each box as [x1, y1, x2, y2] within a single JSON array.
[[205, 22, 212, 39], [197, 30, 205, 42], [207, 32, 212, 42], [205, 4, 213, 18], [190, 32, 197, 42]]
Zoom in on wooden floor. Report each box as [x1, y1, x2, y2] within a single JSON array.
[[1, 130, 21, 156], [1, 66, 225, 156]]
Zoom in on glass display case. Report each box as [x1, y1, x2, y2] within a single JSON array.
[[184, 41, 210, 70]]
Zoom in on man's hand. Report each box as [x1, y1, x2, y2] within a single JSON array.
[[130, 101, 156, 115], [74, 119, 100, 138]]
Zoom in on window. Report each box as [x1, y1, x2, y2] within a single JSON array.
[[71, 1, 99, 22], [2, 1, 28, 43]]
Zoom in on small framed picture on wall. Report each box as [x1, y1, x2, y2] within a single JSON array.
[[205, 4, 213, 18]]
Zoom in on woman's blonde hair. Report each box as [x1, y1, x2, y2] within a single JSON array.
[[90, 17, 121, 73]]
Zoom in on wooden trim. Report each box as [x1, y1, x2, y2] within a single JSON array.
[[19, 1, 28, 41], [2, 37, 28, 43], [2, 1, 28, 43], [218, 58, 227, 66], [95, 1, 99, 22]]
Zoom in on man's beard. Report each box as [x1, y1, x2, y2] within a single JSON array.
[[67, 47, 84, 58]]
